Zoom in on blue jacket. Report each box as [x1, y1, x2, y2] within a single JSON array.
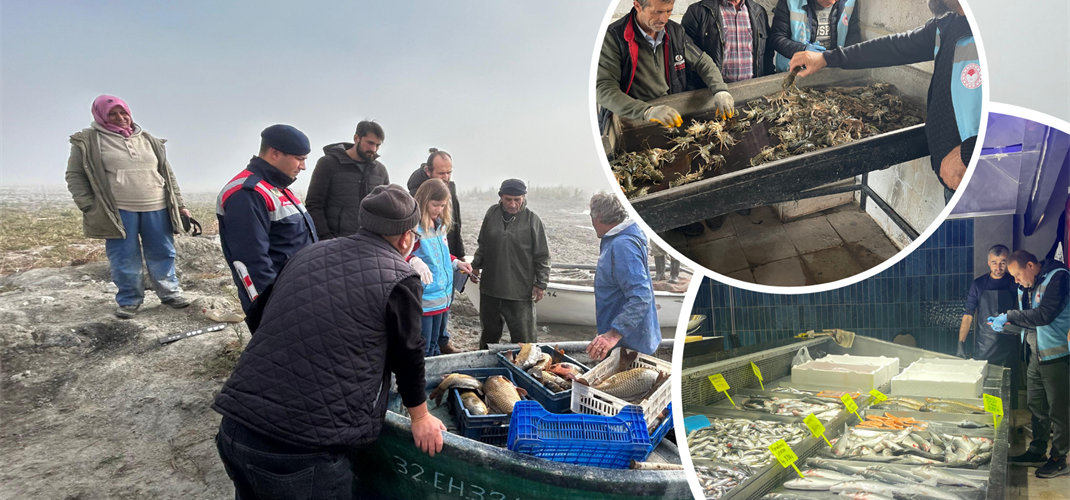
[[411, 221, 454, 315], [216, 157, 318, 312], [595, 220, 661, 354], [771, 0, 860, 72]]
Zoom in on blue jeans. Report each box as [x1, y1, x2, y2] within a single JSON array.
[[216, 416, 355, 500], [104, 209, 181, 306], [421, 311, 449, 357]]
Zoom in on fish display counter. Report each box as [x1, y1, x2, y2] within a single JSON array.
[[679, 336, 1011, 500]]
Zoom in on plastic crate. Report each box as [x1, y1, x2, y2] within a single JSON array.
[[445, 368, 517, 447], [639, 403, 674, 461], [495, 345, 590, 413], [571, 349, 672, 430], [507, 400, 651, 469]]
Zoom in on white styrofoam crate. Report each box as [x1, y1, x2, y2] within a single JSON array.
[[570, 348, 671, 429], [915, 358, 987, 376], [890, 360, 985, 398], [791, 355, 899, 390]]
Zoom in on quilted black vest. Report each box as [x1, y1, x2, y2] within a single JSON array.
[[213, 230, 419, 449]]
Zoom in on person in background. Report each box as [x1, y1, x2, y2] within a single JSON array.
[[217, 124, 317, 320], [214, 184, 443, 499], [769, 0, 861, 72], [65, 95, 192, 319], [991, 250, 1069, 479], [957, 245, 1019, 407], [306, 120, 389, 240], [471, 179, 551, 349], [408, 179, 473, 356], [650, 243, 681, 284], [407, 148, 465, 354], [586, 192, 661, 360], [788, 0, 979, 202]]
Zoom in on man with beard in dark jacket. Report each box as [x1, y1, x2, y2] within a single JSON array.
[[214, 184, 445, 499], [991, 250, 1070, 479], [306, 120, 390, 240], [407, 148, 465, 354]]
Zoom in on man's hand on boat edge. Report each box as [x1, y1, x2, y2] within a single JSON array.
[[409, 402, 446, 457]]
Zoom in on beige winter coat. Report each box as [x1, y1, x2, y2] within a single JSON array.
[[65, 126, 186, 239]]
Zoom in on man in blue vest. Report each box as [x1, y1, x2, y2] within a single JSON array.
[[769, 0, 861, 73], [990, 250, 1069, 479], [787, 0, 980, 204], [596, 0, 735, 236], [217, 125, 318, 322]]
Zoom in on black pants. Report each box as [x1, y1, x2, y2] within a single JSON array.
[[216, 416, 356, 500], [479, 293, 536, 349], [1025, 355, 1070, 459]]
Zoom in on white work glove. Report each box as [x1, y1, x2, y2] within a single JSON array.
[[409, 256, 433, 285], [643, 105, 683, 128], [712, 91, 735, 120]]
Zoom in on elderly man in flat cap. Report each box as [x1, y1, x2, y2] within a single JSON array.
[[214, 184, 444, 499], [217, 124, 318, 325], [471, 179, 552, 349]]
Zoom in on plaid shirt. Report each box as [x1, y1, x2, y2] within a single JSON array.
[[719, 0, 754, 83]]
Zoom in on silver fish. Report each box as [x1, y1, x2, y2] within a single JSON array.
[[829, 481, 900, 497], [896, 484, 966, 500], [784, 477, 841, 490], [912, 466, 983, 488]]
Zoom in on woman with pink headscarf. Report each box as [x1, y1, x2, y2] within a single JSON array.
[[65, 95, 192, 319]]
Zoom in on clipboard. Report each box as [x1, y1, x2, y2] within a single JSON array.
[[453, 270, 470, 293]]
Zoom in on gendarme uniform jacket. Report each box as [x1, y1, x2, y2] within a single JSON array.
[[822, 13, 981, 191], [216, 157, 317, 312], [471, 202, 551, 302], [65, 126, 186, 239]]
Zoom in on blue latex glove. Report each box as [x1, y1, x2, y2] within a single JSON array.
[[804, 42, 827, 53], [987, 314, 1008, 332]]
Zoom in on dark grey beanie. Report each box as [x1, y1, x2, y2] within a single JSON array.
[[359, 184, 421, 235]]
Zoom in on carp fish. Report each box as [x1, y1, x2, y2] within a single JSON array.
[[589, 367, 662, 401], [512, 343, 543, 370], [458, 390, 489, 416], [483, 375, 527, 415], [428, 373, 482, 406]]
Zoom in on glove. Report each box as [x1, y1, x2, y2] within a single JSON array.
[[643, 105, 682, 128], [956, 341, 966, 359], [409, 256, 433, 285], [804, 42, 827, 53], [987, 314, 1008, 332], [713, 91, 735, 120]]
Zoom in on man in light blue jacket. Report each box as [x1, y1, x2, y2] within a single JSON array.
[[587, 192, 661, 360]]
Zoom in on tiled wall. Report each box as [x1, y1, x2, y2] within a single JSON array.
[[692, 219, 975, 355]]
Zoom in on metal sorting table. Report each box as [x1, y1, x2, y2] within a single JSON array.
[[680, 336, 1010, 500], [602, 66, 933, 237]]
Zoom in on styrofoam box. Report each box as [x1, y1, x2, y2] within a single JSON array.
[[571, 349, 671, 430], [791, 355, 899, 390], [914, 358, 987, 376], [890, 360, 985, 398]]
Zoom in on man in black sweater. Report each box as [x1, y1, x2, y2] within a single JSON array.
[[213, 184, 445, 499]]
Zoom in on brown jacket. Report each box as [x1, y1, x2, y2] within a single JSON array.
[[65, 126, 185, 239]]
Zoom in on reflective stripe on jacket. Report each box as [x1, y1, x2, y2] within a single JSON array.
[[773, 0, 856, 72], [1018, 267, 1070, 362]]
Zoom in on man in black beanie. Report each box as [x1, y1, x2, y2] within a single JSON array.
[[214, 184, 444, 499], [471, 179, 552, 348]]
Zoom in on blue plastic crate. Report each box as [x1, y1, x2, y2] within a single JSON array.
[[507, 400, 651, 469], [445, 368, 518, 447], [639, 403, 674, 461], [495, 345, 589, 413]]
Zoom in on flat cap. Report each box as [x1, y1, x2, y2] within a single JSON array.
[[498, 178, 527, 197], [359, 184, 421, 236], [260, 124, 311, 156]]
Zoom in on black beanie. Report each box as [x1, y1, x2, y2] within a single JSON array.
[[499, 178, 527, 196], [359, 184, 421, 235]]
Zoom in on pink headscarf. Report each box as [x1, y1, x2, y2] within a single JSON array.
[[91, 95, 133, 137]]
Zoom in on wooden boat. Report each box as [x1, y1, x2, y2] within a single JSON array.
[[351, 341, 690, 500], [462, 264, 687, 328]]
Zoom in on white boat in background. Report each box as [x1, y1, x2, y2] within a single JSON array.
[[460, 264, 686, 328]]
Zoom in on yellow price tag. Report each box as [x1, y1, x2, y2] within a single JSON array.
[[804, 413, 832, 448], [983, 393, 1004, 428], [751, 362, 764, 390], [708, 374, 735, 407], [869, 389, 888, 404], [841, 393, 861, 421], [768, 439, 804, 479]]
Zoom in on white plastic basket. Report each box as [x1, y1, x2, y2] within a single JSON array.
[[570, 348, 672, 429]]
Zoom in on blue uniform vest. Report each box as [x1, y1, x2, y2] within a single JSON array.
[[413, 221, 454, 314], [935, 27, 982, 143], [1018, 267, 1070, 362], [774, 0, 855, 72]]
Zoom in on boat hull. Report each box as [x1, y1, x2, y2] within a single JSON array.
[[464, 280, 683, 328]]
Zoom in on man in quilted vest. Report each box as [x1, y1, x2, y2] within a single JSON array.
[[213, 184, 445, 499]]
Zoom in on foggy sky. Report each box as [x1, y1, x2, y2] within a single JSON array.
[[1, 1, 615, 194]]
